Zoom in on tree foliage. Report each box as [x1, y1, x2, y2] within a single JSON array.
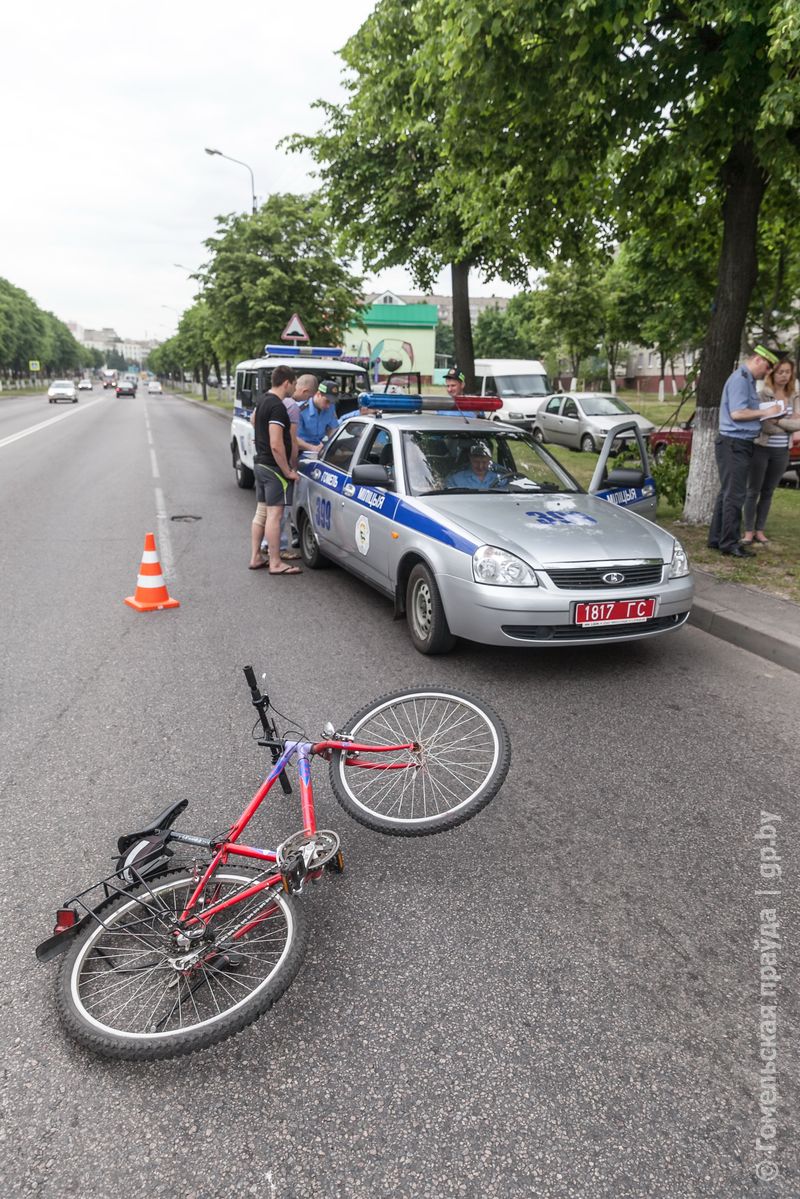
[[0, 277, 84, 375], [287, 0, 535, 385], [197, 193, 364, 365]]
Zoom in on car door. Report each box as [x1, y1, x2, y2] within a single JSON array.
[[588, 421, 657, 518], [559, 397, 582, 448], [340, 424, 399, 587], [307, 421, 368, 561], [536, 395, 563, 440]]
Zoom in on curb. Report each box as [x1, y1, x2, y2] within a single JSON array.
[[170, 390, 232, 422], [689, 569, 800, 676]]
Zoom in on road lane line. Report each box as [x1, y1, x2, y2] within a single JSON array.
[[154, 486, 176, 580], [0, 396, 106, 450], [149, 447, 160, 479]]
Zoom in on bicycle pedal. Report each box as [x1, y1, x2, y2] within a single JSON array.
[[327, 850, 345, 874]]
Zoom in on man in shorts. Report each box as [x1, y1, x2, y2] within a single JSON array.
[[249, 365, 302, 575]]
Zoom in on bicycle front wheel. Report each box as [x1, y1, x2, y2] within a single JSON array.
[[55, 867, 308, 1061], [330, 689, 510, 836]]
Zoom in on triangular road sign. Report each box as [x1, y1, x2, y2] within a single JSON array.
[[281, 313, 310, 341]]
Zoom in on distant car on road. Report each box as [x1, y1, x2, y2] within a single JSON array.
[[116, 379, 137, 398], [147, 380, 163, 395], [48, 380, 78, 404], [532, 392, 656, 453], [77, 378, 93, 391]]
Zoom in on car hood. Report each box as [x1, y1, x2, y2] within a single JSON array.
[[421, 492, 675, 566]]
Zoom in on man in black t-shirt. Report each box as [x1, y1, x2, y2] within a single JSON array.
[[249, 365, 302, 575]]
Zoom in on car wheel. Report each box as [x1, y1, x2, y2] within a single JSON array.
[[299, 511, 330, 569], [653, 443, 667, 464], [580, 433, 596, 453], [406, 563, 456, 655], [233, 443, 254, 489], [532, 426, 545, 444]]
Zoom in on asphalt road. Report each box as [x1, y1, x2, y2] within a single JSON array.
[[1, 388, 797, 1198]]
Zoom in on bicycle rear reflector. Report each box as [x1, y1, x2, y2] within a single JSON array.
[[54, 908, 78, 935]]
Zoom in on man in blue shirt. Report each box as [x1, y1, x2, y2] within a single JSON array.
[[297, 380, 339, 447], [446, 441, 506, 490], [708, 345, 785, 557]]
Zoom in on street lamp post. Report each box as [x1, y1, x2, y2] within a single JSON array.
[[204, 147, 257, 214]]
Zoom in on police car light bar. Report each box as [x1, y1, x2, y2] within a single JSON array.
[[264, 345, 343, 359], [359, 394, 503, 414]]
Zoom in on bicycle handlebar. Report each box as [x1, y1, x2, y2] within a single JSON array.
[[242, 665, 292, 795]]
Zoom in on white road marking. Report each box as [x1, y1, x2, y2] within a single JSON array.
[[0, 396, 106, 450]]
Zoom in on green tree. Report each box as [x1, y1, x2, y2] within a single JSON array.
[[435, 321, 454, 363], [411, 0, 800, 522], [531, 261, 605, 380], [288, 0, 532, 388], [198, 193, 364, 365], [473, 306, 529, 359]]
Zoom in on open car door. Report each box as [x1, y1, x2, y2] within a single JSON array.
[[588, 420, 657, 519]]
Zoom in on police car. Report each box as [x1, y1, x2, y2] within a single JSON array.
[[230, 346, 370, 488], [293, 394, 694, 654]]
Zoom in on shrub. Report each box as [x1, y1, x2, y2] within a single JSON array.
[[652, 443, 689, 508]]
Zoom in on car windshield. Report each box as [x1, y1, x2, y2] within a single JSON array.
[[401, 429, 580, 496], [53, 380, 72, 387], [579, 395, 634, 416], [495, 373, 550, 398]]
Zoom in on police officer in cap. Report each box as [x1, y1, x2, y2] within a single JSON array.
[[708, 344, 785, 558], [444, 367, 466, 400]]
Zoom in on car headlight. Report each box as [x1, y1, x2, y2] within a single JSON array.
[[473, 545, 538, 586], [668, 539, 690, 578], [509, 411, 524, 419]]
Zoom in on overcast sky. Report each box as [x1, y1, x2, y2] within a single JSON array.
[[0, 2, 515, 342]]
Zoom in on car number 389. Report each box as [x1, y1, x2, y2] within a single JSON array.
[[315, 498, 332, 530]]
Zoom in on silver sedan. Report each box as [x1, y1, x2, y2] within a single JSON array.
[[533, 392, 655, 453], [293, 414, 693, 654]]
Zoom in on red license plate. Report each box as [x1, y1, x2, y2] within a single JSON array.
[[574, 598, 656, 626]]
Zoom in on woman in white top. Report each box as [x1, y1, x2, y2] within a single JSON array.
[[743, 357, 800, 544]]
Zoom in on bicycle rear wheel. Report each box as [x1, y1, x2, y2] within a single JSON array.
[[55, 867, 308, 1061], [330, 689, 510, 835]]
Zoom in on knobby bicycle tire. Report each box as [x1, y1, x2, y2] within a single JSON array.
[[330, 688, 510, 836], [55, 867, 308, 1061]]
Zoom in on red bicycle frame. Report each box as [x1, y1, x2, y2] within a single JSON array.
[[177, 735, 415, 928]]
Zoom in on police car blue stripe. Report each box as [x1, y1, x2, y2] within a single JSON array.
[[300, 461, 479, 555], [594, 477, 656, 508]]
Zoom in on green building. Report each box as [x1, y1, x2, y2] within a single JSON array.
[[344, 293, 438, 382]]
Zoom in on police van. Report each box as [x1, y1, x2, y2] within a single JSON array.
[[230, 346, 371, 488]]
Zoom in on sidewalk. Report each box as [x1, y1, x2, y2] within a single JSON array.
[[690, 568, 800, 675], [174, 389, 800, 675]]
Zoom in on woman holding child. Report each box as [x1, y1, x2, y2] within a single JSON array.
[[742, 357, 800, 545]]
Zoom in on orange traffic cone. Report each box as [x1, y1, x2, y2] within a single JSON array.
[[124, 532, 180, 612]]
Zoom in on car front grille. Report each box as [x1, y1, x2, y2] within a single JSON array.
[[501, 612, 689, 641], [545, 563, 664, 589]]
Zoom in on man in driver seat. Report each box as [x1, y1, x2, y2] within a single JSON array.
[[445, 441, 505, 490]]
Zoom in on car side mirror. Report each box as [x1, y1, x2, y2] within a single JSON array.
[[351, 463, 392, 490], [605, 467, 645, 488]]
